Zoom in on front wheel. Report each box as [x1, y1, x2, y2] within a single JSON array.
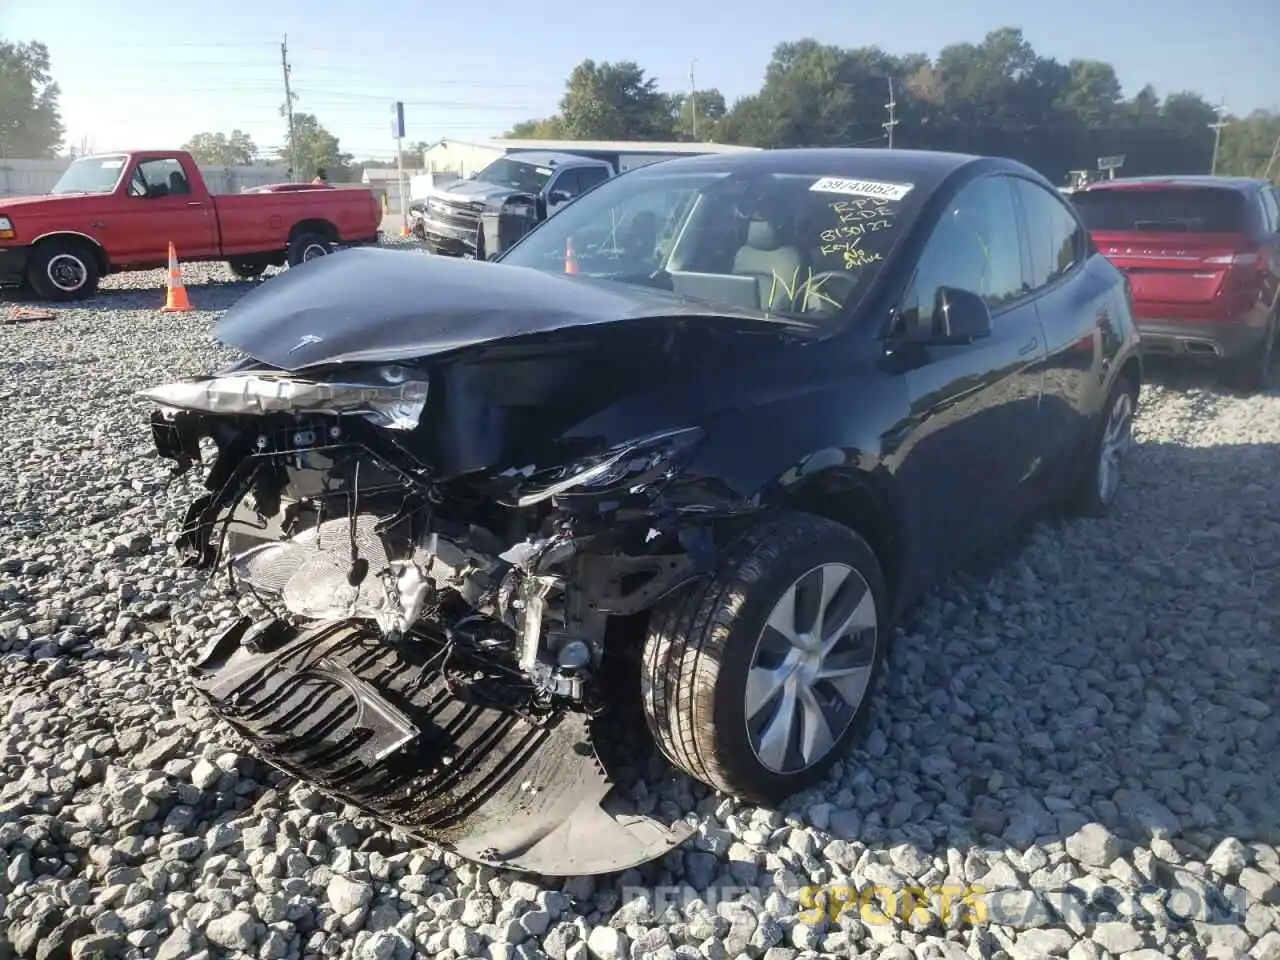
[[26, 239, 101, 301], [641, 511, 887, 805], [1067, 373, 1137, 516]]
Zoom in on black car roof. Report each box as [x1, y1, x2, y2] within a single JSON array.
[[631, 147, 1010, 194], [1081, 175, 1271, 193]]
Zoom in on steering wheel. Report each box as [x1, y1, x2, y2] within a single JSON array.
[[795, 270, 858, 314]]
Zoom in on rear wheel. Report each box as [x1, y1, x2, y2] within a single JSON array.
[[1067, 373, 1138, 516], [26, 239, 100, 301], [287, 231, 333, 267], [641, 511, 886, 805], [1228, 307, 1278, 394]]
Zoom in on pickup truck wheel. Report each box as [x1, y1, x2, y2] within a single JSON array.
[[27, 240, 100, 302], [287, 232, 332, 267], [640, 511, 887, 806], [228, 260, 267, 280]]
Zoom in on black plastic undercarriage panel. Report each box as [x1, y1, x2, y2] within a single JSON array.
[[189, 617, 694, 876]]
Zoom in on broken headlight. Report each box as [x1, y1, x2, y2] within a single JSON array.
[[135, 364, 429, 430], [511, 426, 705, 507]]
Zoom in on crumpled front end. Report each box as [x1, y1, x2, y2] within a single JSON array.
[[141, 361, 751, 874]]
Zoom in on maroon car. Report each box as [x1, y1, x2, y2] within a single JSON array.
[[1072, 176, 1280, 390]]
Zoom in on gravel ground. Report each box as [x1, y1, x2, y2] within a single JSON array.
[[1, 253, 1278, 960]]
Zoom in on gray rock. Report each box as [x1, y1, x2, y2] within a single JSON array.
[[1065, 823, 1122, 867], [585, 925, 628, 960], [204, 910, 257, 952], [328, 874, 374, 913]]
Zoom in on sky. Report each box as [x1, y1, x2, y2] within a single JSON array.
[[3, 0, 1277, 164]]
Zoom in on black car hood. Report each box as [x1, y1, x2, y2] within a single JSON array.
[[214, 247, 821, 371]]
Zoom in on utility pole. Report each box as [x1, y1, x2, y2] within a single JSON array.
[[883, 76, 899, 149], [1208, 98, 1228, 176], [1263, 132, 1280, 180], [281, 35, 299, 180], [689, 59, 698, 141]]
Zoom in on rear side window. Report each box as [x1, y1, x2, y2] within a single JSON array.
[[1259, 188, 1280, 233], [1014, 178, 1087, 291], [1072, 187, 1248, 233], [578, 167, 610, 192]]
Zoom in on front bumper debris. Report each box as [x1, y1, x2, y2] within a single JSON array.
[[191, 617, 695, 876]]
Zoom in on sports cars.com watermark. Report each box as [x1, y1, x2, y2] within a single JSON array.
[[618, 881, 1251, 928]]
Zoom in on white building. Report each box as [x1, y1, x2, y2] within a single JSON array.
[[360, 167, 427, 209], [421, 138, 760, 179]]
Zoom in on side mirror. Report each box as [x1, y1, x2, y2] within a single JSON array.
[[548, 190, 573, 204], [925, 286, 992, 345]]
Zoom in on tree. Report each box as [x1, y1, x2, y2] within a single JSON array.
[[280, 113, 352, 180], [484, 27, 1268, 184], [0, 40, 63, 158], [671, 88, 727, 141], [504, 116, 564, 139], [1160, 91, 1219, 130], [721, 40, 922, 148], [1059, 60, 1123, 128], [557, 60, 674, 140], [1218, 109, 1280, 181], [182, 130, 257, 166]]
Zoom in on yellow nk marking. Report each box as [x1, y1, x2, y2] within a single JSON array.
[[767, 266, 849, 313]]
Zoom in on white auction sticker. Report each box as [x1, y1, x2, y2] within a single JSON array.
[[810, 177, 914, 201]]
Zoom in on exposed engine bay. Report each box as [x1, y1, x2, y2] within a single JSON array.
[[147, 390, 736, 874]]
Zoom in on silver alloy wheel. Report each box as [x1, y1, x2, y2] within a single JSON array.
[[47, 253, 87, 292], [745, 562, 878, 775], [1097, 389, 1135, 504], [301, 242, 328, 261]]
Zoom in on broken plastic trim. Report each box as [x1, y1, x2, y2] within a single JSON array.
[[135, 365, 429, 431], [508, 426, 705, 507]]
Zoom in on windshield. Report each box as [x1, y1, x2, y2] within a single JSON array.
[[1072, 187, 1248, 233], [474, 157, 553, 194], [50, 155, 129, 195], [497, 164, 919, 321]]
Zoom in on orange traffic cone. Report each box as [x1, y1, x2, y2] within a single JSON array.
[[160, 242, 193, 313], [564, 236, 577, 274]]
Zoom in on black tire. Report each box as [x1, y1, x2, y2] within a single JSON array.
[[26, 239, 100, 301], [228, 260, 267, 280], [1067, 372, 1139, 517], [1226, 307, 1278, 394], [641, 511, 888, 805], [287, 231, 333, 267]]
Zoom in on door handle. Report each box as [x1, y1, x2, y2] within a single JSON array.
[[187, 202, 202, 207], [1018, 336, 1039, 357]]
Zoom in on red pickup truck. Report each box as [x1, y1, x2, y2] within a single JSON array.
[[0, 150, 383, 301]]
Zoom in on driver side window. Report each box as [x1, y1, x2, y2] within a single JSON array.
[[129, 158, 190, 199], [896, 174, 1026, 338]]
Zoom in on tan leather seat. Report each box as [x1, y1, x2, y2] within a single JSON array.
[[733, 219, 803, 312]]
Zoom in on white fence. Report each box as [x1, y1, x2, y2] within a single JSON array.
[[0, 158, 291, 197]]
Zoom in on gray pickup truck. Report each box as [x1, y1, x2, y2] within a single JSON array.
[[412, 151, 614, 259]]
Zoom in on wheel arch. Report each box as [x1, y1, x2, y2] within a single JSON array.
[[288, 218, 338, 243], [1116, 352, 1142, 395], [763, 463, 908, 616], [30, 231, 110, 276]]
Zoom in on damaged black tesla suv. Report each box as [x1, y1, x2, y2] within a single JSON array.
[[139, 148, 1142, 876]]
